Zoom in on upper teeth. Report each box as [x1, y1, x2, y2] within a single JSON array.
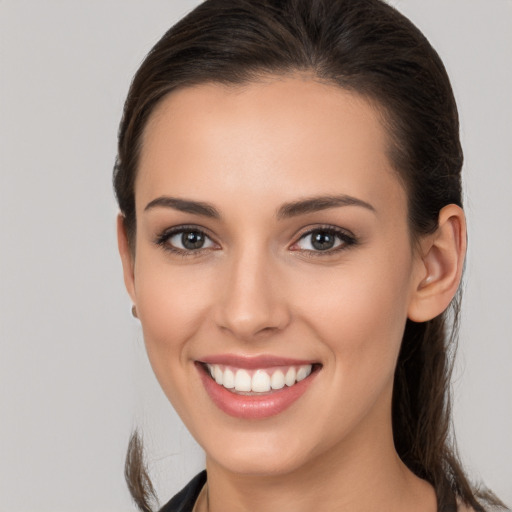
[[206, 364, 313, 393]]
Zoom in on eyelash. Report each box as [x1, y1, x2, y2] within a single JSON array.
[[290, 225, 357, 257], [154, 225, 218, 257], [154, 224, 357, 257]]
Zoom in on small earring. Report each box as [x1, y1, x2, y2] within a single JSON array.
[[131, 305, 138, 318]]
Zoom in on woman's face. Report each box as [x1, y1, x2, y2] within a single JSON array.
[[122, 76, 426, 476]]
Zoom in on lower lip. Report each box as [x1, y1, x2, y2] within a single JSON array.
[[197, 363, 319, 419]]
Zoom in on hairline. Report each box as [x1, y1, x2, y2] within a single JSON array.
[[125, 70, 416, 253]]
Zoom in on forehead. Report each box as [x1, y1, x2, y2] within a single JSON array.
[[136, 76, 405, 215]]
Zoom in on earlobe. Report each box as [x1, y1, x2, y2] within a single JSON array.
[[116, 214, 136, 303], [408, 204, 466, 322]]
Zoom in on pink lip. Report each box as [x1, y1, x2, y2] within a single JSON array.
[[199, 353, 316, 369], [196, 360, 320, 420]]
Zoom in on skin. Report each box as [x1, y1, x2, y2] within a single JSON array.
[[118, 75, 466, 512]]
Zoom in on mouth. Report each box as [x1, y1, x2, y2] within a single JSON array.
[[202, 362, 319, 394], [196, 357, 322, 419]]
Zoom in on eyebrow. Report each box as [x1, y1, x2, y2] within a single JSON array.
[[276, 194, 375, 219], [144, 194, 375, 220], [144, 196, 221, 219]]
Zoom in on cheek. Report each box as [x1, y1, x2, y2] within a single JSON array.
[[293, 248, 414, 385], [133, 252, 214, 383], [283, 253, 415, 444]]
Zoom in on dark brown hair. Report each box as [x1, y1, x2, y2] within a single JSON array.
[[113, 1, 507, 510]]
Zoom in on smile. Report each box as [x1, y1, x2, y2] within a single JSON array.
[[205, 363, 313, 394], [196, 357, 321, 419]]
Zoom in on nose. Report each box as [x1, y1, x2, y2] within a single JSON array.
[[214, 246, 291, 341]]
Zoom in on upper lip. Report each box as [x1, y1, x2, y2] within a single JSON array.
[[197, 354, 318, 369]]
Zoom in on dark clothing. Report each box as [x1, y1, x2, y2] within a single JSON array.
[[159, 471, 207, 512], [158, 470, 458, 512]]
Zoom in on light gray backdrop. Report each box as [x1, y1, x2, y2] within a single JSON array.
[[0, 1, 510, 510]]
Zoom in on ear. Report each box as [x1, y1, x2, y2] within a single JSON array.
[[408, 204, 466, 322], [117, 214, 136, 303]]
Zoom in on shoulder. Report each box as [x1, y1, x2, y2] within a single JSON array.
[[159, 471, 207, 512]]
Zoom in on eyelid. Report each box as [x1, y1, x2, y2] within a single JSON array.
[[289, 224, 357, 254], [154, 224, 220, 255], [153, 223, 357, 257]]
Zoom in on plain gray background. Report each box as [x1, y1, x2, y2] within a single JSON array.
[[0, 1, 510, 510]]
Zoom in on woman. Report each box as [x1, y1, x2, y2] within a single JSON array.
[[114, 0, 508, 510]]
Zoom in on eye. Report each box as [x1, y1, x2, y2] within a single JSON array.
[[291, 227, 356, 253], [156, 227, 217, 254]]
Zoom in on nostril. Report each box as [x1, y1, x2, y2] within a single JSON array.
[[215, 302, 291, 339], [213, 260, 291, 337]]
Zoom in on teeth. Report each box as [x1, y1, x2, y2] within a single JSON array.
[[285, 367, 296, 386], [252, 370, 271, 392], [234, 369, 252, 392], [296, 366, 309, 382], [270, 370, 285, 390], [223, 368, 235, 389], [214, 365, 223, 385], [205, 364, 313, 393]]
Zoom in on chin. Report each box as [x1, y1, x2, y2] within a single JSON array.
[[203, 428, 318, 477], [210, 450, 306, 477]]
